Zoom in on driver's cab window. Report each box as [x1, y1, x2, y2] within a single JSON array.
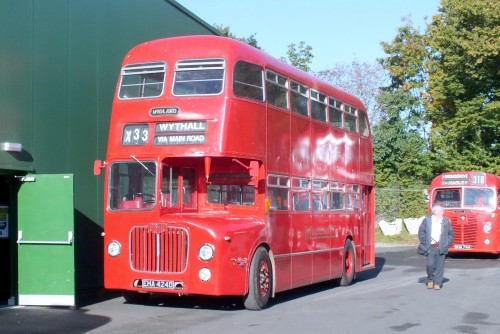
[[109, 160, 157, 211], [433, 189, 461, 208], [161, 165, 196, 209]]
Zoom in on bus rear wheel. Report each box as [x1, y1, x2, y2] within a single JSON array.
[[340, 239, 355, 286], [243, 247, 273, 310]]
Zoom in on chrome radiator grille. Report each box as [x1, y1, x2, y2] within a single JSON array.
[[450, 216, 478, 248], [130, 224, 188, 273]]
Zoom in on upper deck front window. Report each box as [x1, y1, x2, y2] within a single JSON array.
[[173, 58, 225, 96], [118, 62, 166, 99]]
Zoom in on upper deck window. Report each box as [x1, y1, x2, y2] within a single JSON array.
[[233, 61, 264, 102], [290, 81, 309, 117], [118, 62, 166, 99], [329, 98, 343, 128], [358, 110, 370, 137], [344, 105, 358, 132], [311, 90, 327, 123], [266, 70, 288, 110], [173, 58, 225, 96]]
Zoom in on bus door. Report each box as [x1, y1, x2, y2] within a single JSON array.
[[17, 174, 75, 306]]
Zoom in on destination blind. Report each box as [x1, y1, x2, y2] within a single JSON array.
[[154, 120, 207, 146]]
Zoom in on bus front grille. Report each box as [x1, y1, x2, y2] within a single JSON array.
[[130, 225, 188, 273], [450, 216, 477, 248]]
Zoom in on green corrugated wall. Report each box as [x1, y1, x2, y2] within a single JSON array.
[[0, 0, 217, 292]]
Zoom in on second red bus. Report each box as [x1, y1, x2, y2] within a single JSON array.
[[429, 171, 500, 255]]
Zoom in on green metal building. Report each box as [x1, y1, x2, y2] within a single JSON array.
[[0, 0, 217, 306]]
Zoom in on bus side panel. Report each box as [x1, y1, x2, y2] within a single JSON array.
[[311, 212, 331, 283], [311, 122, 336, 282], [330, 212, 345, 278], [268, 212, 292, 293], [267, 108, 290, 173], [290, 115, 311, 177], [330, 127, 346, 183], [291, 213, 313, 288], [223, 99, 266, 158], [344, 132, 360, 184], [359, 136, 374, 185], [311, 122, 330, 179]]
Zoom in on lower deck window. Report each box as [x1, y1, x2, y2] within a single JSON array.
[[161, 166, 197, 209], [207, 185, 255, 205]]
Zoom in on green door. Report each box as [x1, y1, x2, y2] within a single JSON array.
[[17, 174, 75, 306]]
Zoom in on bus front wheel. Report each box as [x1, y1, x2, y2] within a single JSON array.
[[243, 247, 273, 310], [340, 239, 355, 286]]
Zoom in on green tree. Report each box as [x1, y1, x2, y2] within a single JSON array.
[[375, 19, 432, 220], [376, 19, 433, 184], [280, 41, 314, 73], [425, 0, 500, 174], [213, 24, 261, 49]]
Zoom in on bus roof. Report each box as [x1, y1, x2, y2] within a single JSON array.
[[121, 35, 366, 111]]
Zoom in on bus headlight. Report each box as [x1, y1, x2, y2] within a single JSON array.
[[484, 238, 490, 245], [198, 244, 214, 261], [199, 268, 212, 281], [483, 222, 492, 233], [107, 240, 121, 257]]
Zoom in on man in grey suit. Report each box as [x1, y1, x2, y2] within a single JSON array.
[[418, 204, 455, 290]]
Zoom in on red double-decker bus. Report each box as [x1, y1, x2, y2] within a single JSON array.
[[94, 35, 375, 309], [429, 172, 500, 255]]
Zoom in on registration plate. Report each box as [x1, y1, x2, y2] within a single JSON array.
[[454, 244, 472, 250], [142, 279, 175, 289]]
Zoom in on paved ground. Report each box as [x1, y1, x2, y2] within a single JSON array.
[[2, 244, 500, 334]]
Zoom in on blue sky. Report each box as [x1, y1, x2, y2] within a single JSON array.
[[176, 0, 441, 72]]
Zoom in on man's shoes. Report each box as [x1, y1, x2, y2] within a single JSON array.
[[427, 281, 434, 289], [434, 285, 441, 290]]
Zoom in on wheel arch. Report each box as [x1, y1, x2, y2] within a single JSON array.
[[246, 242, 276, 298]]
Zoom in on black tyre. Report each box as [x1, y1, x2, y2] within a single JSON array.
[[340, 239, 355, 286], [243, 247, 273, 310]]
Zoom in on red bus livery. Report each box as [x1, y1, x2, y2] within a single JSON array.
[[429, 172, 500, 255], [95, 35, 375, 309]]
